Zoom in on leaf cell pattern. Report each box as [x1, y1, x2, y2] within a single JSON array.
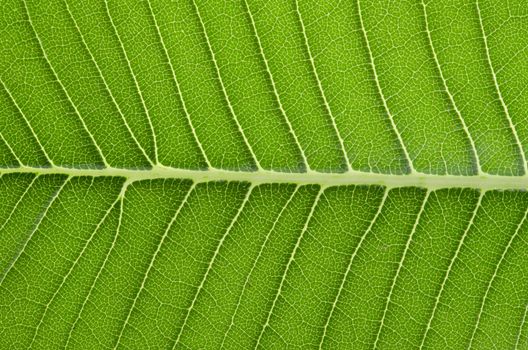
[[1, 0, 528, 349]]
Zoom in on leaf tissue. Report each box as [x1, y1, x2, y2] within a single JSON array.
[[1, 0, 527, 349]]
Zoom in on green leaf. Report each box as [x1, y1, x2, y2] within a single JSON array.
[[1, 0, 528, 349]]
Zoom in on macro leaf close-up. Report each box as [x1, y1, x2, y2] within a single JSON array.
[[1, 0, 528, 349]]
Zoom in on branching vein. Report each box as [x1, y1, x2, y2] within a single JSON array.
[[0, 176, 69, 286], [468, 200, 528, 349], [114, 182, 196, 349], [221, 185, 299, 348], [476, 0, 528, 175], [64, 0, 154, 167], [421, 0, 483, 175], [0, 174, 39, 232], [145, 0, 212, 169], [191, 0, 262, 170], [22, 0, 109, 168], [0, 78, 54, 166], [373, 190, 430, 348], [64, 181, 129, 348], [243, 0, 310, 172], [255, 187, 323, 348], [319, 188, 389, 348], [418, 190, 485, 349], [29, 187, 123, 348], [295, 0, 351, 172], [356, 0, 415, 174], [0, 131, 23, 167], [516, 303, 528, 349], [172, 184, 254, 348], [103, 0, 159, 165]]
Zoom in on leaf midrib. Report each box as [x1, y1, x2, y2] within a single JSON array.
[[1, 166, 527, 190]]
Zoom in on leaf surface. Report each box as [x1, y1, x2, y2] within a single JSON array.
[[1, 0, 528, 349]]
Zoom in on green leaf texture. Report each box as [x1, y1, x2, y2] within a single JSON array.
[[1, 0, 528, 349]]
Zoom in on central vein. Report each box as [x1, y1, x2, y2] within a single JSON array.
[[1, 166, 527, 190]]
